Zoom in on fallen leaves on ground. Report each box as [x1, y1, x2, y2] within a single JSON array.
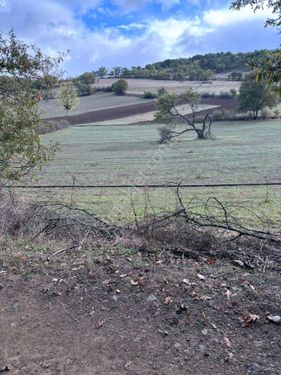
[[241, 313, 260, 326]]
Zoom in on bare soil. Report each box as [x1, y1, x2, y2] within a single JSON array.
[[0, 238, 280, 375], [46, 97, 237, 126]]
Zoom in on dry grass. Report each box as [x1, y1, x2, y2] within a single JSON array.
[[93, 78, 241, 95]]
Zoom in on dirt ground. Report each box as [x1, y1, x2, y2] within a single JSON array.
[[0, 238, 281, 375], [46, 97, 237, 126]]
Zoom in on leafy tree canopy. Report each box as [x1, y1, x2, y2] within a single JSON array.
[[231, 1, 281, 95], [0, 31, 63, 181], [238, 72, 278, 118]]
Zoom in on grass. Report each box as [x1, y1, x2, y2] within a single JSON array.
[[39, 119, 281, 186], [23, 185, 281, 227], [21, 118, 281, 227]]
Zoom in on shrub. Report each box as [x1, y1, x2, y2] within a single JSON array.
[[38, 119, 71, 134], [211, 109, 235, 121], [260, 108, 271, 119], [75, 82, 94, 97], [273, 108, 280, 117], [143, 91, 157, 99], [112, 79, 128, 95]]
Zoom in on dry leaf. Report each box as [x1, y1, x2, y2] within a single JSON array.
[[130, 278, 144, 286], [242, 313, 260, 325], [224, 289, 231, 301], [223, 337, 231, 348], [164, 296, 172, 305], [97, 320, 105, 329]]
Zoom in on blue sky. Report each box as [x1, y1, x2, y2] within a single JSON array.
[[0, 0, 279, 75]]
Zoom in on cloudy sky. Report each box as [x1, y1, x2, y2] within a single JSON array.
[[0, 0, 279, 76]]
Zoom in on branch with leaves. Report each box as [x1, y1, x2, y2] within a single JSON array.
[[155, 89, 214, 143], [0, 31, 63, 182]]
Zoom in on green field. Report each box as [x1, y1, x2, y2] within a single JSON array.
[[40, 119, 281, 185], [28, 118, 281, 226]]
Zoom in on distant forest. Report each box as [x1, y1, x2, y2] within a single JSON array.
[[91, 50, 275, 81]]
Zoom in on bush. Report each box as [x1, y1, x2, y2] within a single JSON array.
[[38, 119, 71, 134], [211, 109, 235, 121], [260, 108, 271, 119], [143, 91, 157, 99], [75, 82, 94, 97], [273, 108, 280, 118], [104, 86, 113, 92], [112, 79, 128, 95]]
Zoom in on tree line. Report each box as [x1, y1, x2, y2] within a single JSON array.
[[91, 50, 275, 81]]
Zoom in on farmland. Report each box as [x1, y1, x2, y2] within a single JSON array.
[[40, 92, 153, 119], [94, 78, 241, 95], [40, 119, 281, 186], [40, 79, 240, 122], [31, 118, 281, 225]]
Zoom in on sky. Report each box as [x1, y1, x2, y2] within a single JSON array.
[[0, 0, 279, 76]]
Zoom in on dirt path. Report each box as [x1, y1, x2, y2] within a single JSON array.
[[0, 245, 280, 375], [45, 97, 237, 126]]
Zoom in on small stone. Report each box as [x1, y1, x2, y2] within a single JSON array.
[[201, 329, 208, 336], [232, 260, 244, 267], [174, 343, 181, 350], [112, 295, 118, 302], [267, 315, 281, 324]]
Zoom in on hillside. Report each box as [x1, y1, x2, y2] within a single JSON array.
[[95, 50, 275, 81]]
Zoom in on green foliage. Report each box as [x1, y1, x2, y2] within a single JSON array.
[[0, 31, 62, 181], [230, 0, 281, 28], [112, 79, 128, 95], [75, 71, 96, 85], [155, 93, 177, 119], [58, 82, 80, 114], [143, 91, 157, 99], [96, 66, 107, 79], [231, 1, 280, 95], [75, 82, 94, 97], [238, 73, 278, 118], [228, 71, 243, 81], [155, 89, 213, 140], [97, 50, 273, 82], [256, 50, 281, 95]]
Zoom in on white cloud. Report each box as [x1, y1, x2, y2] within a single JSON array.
[[111, 0, 180, 11], [203, 5, 273, 27], [0, 0, 278, 75]]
